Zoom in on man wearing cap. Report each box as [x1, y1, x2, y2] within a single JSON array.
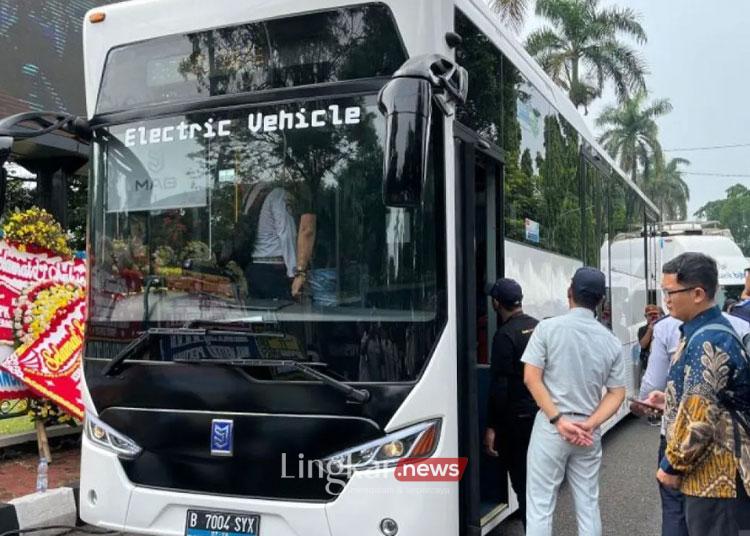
[[522, 267, 626, 536], [482, 278, 538, 527]]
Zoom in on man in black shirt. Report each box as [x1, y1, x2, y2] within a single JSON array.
[[637, 304, 662, 370], [483, 278, 539, 527]]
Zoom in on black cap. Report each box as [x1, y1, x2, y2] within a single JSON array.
[[572, 267, 606, 299], [485, 278, 523, 306]]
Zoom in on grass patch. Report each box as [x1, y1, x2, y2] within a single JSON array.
[[0, 399, 33, 436], [0, 415, 33, 436]]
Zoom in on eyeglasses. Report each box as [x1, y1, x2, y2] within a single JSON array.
[[662, 286, 699, 297]]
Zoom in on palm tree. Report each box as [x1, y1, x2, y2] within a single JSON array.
[[644, 158, 691, 221], [596, 92, 672, 186], [525, 0, 648, 111], [490, 0, 531, 32]]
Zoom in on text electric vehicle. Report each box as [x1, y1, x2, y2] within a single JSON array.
[[0, 1, 661, 534]]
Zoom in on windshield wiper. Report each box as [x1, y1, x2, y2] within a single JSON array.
[[173, 354, 370, 404], [103, 326, 371, 404], [102, 327, 208, 376]]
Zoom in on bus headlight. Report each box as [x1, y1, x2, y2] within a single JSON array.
[[320, 419, 440, 474], [85, 413, 142, 459]]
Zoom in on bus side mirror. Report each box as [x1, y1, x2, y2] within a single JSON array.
[[378, 78, 432, 208]]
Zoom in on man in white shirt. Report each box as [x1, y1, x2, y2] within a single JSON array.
[[522, 267, 625, 536], [237, 182, 315, 300]]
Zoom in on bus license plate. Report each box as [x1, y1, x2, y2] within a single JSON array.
[[185, 510, 260, 536]]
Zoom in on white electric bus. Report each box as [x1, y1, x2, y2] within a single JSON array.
[[0, 1, 660, 534]]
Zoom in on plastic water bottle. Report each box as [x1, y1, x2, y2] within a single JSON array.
[[36, 456, 48, 493]]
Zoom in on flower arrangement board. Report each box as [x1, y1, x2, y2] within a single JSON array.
[[0, 208, 87, 421], [0, 368, 29, 401]]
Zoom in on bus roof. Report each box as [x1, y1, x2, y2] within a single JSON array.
[[83, 0, 659, 216]]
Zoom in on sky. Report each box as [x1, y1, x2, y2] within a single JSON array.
[[515, 0, 750, 217]]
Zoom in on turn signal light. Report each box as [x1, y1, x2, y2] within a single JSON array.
[[409, 420, 438, 456], [89, 12, 106, 23]]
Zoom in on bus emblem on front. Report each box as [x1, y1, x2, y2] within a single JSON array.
[[210, 419, 234, 456]]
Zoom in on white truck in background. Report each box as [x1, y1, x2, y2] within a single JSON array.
[[610, 221, 747, 309]]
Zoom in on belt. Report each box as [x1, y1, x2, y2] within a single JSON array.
[[561, 412, 589, 418], [252, 256, 284, 264]]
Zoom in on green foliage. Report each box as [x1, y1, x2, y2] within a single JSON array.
[[596, 92, 672, 184], [526, 0, 648, 111], [67, 174, 87, 251], [490, 0, 530, 31], [695, 184, 750, 255], [3, 179, 36, 218], [643, 157, 690, 221]]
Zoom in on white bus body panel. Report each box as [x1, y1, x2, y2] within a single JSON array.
[[504, 240, 583, 320]]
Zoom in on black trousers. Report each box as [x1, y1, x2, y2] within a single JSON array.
[[495, 414, 535, 525], [684, 475, 750, 536], [245, 263, 291, 300], [658, 435, 689, 536]]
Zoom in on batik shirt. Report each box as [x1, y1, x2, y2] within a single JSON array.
[[660, 306, 750, 498]]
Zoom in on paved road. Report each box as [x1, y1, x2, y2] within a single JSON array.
[[499, 415, 662, 535], [69, 416, 661, 536]]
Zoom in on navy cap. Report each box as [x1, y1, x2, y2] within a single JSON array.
[[572, 267, 606, 299], [485, 278, 523, 306]]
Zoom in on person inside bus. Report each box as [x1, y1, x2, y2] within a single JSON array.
[[482, 278, 538, 529], [223, 180, 316, 301]]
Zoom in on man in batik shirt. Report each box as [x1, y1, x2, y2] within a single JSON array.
[[648, 252, 750, 536]]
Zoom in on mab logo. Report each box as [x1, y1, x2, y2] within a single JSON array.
[[210, 419, 234, 456]]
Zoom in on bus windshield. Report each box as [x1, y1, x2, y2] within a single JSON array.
[[87, 93, 446, 383]]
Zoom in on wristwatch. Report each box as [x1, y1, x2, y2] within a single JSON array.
[[549, 413, 562, 425], [293, 267, 308, 278]]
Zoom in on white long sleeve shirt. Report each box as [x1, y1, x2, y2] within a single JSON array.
[[251, 187, 297, 277]]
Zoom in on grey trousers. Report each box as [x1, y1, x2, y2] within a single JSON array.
[[526, 412, 603, 536]]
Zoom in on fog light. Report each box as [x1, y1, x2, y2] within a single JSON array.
[[380, 518, 398, 536]]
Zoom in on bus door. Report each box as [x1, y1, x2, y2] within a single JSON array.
[[454, 124, 508, 535]]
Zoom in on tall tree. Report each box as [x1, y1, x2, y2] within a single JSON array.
[[490, 0, 531, 32], [643, 157, 690, 221], [596, 92, 672, 186], [525, 0, 648, 111], [695, 184, 750, 256]]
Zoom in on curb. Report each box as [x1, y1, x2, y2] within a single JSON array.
[[0, 485, 81, 536]]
